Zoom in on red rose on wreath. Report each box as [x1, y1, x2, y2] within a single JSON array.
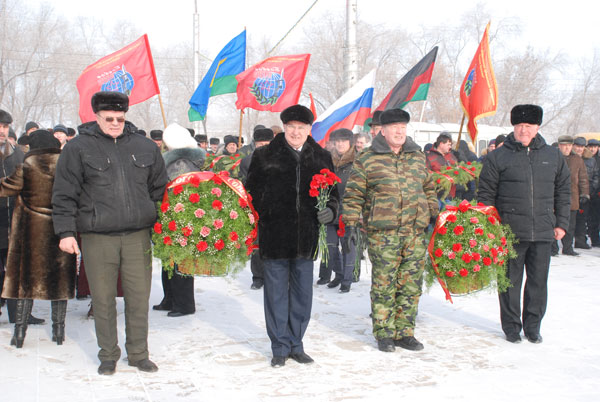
[[215, 239, 225, 250], [212, 200, 223, 211], [182, 226, 193, 237], [189, 193, 200, 203], [446, 271, 455, 277], [434, 248, 444, 258], [154, 223, 162, 234], [488, 216, 497, 224], [483, 257, 492, 266], [459, 268, 469, 277], [438, 227, 447, 235], [472, 252, 481, 261], [452, 243, 462, 252], [196, 240, 208, 252], [173, 185, 184, 195], [475, 228, 484, 235], [238, 197, 248, 208], [447, 214, 457, 223], [160, 202, 170, 213], [461, 253, 472, 263], [229, 231, 238, 242], [163, 236, 172, 245], [453, 225, 464, 235], [168, 220, 177, 231]]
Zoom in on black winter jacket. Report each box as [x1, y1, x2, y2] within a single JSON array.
[[0, 143, 24, 249], [52, 121, 168, 237], [245, 133, 339, 260], [477, 133, 571, 242]]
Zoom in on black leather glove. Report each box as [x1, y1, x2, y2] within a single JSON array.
[[317, 207, 334, 224], [580, 196, 590, 206], [342, 226, 358, 254]]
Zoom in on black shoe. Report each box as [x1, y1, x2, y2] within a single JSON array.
[[550, 250, 558, 257], [574, 243, 591, 249], [289, 352, 314, 364], [394, 336, 424, 351], [339, 284, 351, 293], [128, 358, 158, 372], [270, 356, 286, 368], [525, 333, 543, 344], [327, 277, 342, 288], [152, 301, 172, 311], [250, 280, 264, 290], [167, 311, 194, 317], [98, 360, 116, 375], [505, 333, 522, 343], [76, 295, 87, 300], [316, 277, 330, 285], [377, 338, 395, 352], [562, 250, 580, 256], [28, 315, 45, 325]]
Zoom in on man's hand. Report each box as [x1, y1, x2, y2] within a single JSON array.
[[342, 226, 358, 254], [59, 236, 80, 255], [317, 207, 334, 224], [554, 227, 566, 241]]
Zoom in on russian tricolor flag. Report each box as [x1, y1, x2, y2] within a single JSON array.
[[311, 69, 375, 146]]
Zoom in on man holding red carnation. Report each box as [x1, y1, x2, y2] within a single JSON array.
[[246, 104, 339, 368], [478, 104, 571, 344], [342, 108, 438, 353]]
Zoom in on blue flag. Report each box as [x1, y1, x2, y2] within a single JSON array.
[[188, 30, 246, 121]]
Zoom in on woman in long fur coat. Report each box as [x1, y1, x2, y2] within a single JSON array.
[[0, 130, 76, 348]]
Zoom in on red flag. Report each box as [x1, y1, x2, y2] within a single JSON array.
[[459, 23, 498, 143], [309, 92, 318, 120], [76, 34, 160, 123], [235, 54, 310, 112]]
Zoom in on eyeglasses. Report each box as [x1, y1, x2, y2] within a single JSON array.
[[98, 115, 125, 123]]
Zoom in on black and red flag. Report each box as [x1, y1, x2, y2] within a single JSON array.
[[374, 46, 438, 111]]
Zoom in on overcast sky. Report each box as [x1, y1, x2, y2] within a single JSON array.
[[21, 0, 600, 61]]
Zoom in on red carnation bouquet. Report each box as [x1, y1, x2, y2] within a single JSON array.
[[309, 168, 340, 265], [152, 171, 258, 277], [426, 199, 516, 302]]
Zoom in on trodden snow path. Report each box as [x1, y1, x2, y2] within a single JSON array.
[[0, 249, 599, 402]]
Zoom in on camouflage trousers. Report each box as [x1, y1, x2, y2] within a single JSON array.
[[367, 230, 426, 339]]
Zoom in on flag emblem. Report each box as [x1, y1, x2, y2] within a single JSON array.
[[250, 70, 286, 105], [101, 65, 135, 95], [463, 69, 475, 97]]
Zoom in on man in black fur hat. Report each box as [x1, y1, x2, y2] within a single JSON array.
[[369, 110, 383, 137], [478, 104, 571, 345], [150, 129, 163, 149], [209, 137, 220, 154], [246, 105, 339, 368], [194, 134, 208, 150], [52, 91, 168, 375]]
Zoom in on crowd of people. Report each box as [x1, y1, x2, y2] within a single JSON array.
[[0, 92, 595, 374]]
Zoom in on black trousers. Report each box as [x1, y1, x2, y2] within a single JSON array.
[[160, 266, 195, 314], [552, 210, 577, 254], [575, 204, 589, 246], [588, 198, 600, 245], [499, 241, 551, 337], [250, 250, 264, 283]]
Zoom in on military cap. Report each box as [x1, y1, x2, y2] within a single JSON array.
[[25, 121, 39, 131], [280, 104, 314, 125], [224, 135, 238, 146], [195, 134, 208, 143], [150, 130, 163, 140], [0, 109, 13, 125], [368, 110, 383, 127], [510, 104, 543, 126], [574, 137, 587, 146], [209, 137, 220, 145], [253, 128, 274, 142], [380, 109, 410, 125], [557, 135, 574, 144], [53, 124, 68, 135], [91, 91, 129, 113], [330, 128, 354, 142], [587, 139, 600, 146]]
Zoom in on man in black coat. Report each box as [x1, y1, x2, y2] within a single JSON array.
[[478, 104, 571, 344], [245, 105, 339, 368], [52, 92, 168, 375]]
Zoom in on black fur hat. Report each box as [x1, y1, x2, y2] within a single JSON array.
[[330, 128, 354, 142], [380, 109, 410, 125], [150, 130, 163, 140], [195, 134, 208, 143], [510, 104, 543, 126], [209, 137, 220, 145], [0, 109, 13, 124], [224, 135, 238, 146], [91, 91, 129, 113], [253, 128, 274, 142], [368, 110, 383, 127], [27, 129, 61, 150], [67, 127, 76, 137], [280, 104, 314, 125]]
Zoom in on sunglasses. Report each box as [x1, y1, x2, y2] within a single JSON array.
[[98, 115, 125, 123]]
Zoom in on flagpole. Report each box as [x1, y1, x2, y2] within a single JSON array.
[[456, 113, 465, 150], [413, 100, 427, 140], [158, 94, 167, 128], [238, 109, 244, 147]]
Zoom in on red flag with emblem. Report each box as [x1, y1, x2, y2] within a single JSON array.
[[459, 23, 498, 143], [235, 54, 310, 112], [76, 34, 160, 123]]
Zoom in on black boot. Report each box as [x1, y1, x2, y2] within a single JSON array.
[[51, 300, 67, 345], [10, 299, 32, 348]]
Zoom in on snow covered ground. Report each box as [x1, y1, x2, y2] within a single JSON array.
[[1, 248, 599, 402]]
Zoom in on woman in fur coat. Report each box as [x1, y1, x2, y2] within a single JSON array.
[[0, 130, 76, 348]]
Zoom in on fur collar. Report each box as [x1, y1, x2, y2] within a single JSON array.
[[370, 133, 420, 154], [163, 147, 206, 167], [332, 146, 356, 168]]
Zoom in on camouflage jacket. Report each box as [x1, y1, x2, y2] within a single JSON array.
[[342, 133, 438, 233]]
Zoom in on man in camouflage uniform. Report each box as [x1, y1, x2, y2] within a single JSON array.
[[342, 108, 438, 352]]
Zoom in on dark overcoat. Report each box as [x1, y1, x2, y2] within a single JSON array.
[[245, 133, 339, 260], [0, 148, 76, 300]]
